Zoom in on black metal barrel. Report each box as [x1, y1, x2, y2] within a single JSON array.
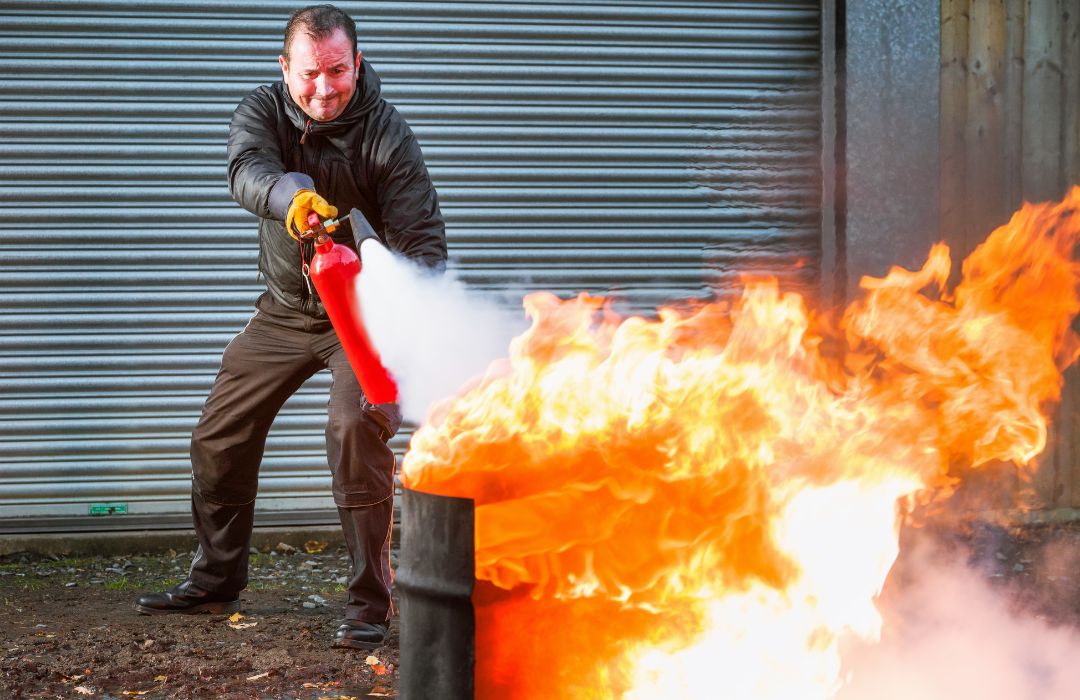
[[397, 488, 475, 700]]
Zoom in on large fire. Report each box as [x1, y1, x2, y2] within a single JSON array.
[[402, 188, 1080, 698]]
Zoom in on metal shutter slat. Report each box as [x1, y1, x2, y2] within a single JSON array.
[[0, 0, 821, 528]]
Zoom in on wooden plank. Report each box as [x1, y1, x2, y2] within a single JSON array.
[[1043, 365, 1080, 508], [1003, 0, 1026, 211], [940, 0, 970, 258], [1021, 0, 1065, 201], [965, 0, 1009, 253], [1064, 0, 1080, 185]]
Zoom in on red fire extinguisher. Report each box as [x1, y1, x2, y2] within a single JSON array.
[[304, 212, 399, 405]]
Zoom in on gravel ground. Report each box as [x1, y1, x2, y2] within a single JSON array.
[[0, 541, 399, 699], [3, 521, 1080, 699]]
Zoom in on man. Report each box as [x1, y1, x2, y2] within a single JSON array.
[[134, 4, 446, 650]]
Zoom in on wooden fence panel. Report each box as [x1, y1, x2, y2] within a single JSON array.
[[939, 0, 1080, 511], [1039, 0, 1080, 511]]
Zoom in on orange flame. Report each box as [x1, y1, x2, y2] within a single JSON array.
[[403, 188, 1080, 698]]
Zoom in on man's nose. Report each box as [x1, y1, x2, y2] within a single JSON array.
[[314, 74, 334, 95]]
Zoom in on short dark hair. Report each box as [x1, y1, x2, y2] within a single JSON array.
[[283, 4, 357, 60]]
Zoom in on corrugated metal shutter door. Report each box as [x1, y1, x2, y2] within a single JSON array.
[[0, 1, 822, 530]]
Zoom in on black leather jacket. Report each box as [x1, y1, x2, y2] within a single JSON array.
[[227, 59, 447, 317]]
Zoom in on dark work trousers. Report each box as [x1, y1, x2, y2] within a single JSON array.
[[187, 293, 395, 624]]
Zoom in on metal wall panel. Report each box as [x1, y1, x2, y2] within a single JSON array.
[[0, 1, 822, 530]]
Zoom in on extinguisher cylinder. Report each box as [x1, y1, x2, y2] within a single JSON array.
[[309, 236, 399, 404]]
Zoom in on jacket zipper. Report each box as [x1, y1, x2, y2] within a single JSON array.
[[297, 118, 313, 309], [299, 234, 314, 300]]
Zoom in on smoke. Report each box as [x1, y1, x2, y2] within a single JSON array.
[[834, 533, 1080, 700], [355, 240, 529, 423]]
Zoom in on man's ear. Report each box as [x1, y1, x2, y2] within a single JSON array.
[[355, 51, 362, 78], [278, 55, 289, 78]]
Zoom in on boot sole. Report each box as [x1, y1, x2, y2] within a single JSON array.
[[132, 600, 241, 616], [331, 636, 388, 650]]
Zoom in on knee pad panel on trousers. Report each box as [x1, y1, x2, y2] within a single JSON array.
[[190, 408, 263, 506], [326, 407, 395, 508]]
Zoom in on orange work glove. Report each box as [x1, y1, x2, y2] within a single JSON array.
[[285, 189, 338, 240]]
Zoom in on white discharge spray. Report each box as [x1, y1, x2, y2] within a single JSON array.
[[356, 240, 528, 423], [834, 536, 1080, 700]]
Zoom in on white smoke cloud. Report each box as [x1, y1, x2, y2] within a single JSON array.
[[834, 534, 1080, 700], [355, 240, 529, 423]]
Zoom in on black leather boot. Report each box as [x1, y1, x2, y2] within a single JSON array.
[[332, 621, 389, 650], [133, 580, 240, 615]]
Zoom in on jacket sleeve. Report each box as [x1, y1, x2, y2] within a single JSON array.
[[227, 88, 313, 220], [374, 119, 448, 270]]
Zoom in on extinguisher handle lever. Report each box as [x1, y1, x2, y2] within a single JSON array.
[[301, 212, 340, 240]]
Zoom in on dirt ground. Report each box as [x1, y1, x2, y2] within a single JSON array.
[[3, 521, 1080, 699], [0, 542, 399, 699]]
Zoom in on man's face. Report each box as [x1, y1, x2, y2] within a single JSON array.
[[279, 28, 360, 122]]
